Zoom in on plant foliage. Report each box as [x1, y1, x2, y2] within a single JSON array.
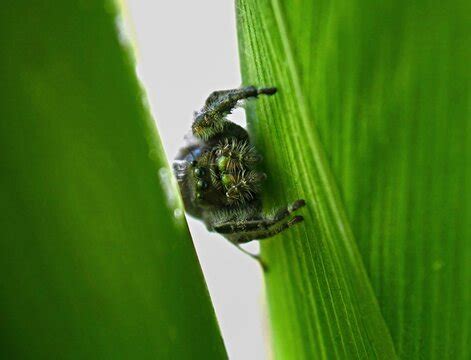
[[237, 0, 469, 358], [0, 1, 226, 358]]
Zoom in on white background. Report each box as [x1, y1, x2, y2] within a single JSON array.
[[125, 2, 269, 359]]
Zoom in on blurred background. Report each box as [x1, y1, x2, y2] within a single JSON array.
[[125, 2, 268, 359]]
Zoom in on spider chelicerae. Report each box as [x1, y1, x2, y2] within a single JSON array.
[[173, 86, 305, 265]]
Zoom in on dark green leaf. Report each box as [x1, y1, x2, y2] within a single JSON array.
[[0, 1, 226, 358]]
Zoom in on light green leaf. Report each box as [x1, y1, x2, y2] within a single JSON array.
[[0, 1, 226, 358], [238, 0, 396, 358], [237, 0, 469, 358]]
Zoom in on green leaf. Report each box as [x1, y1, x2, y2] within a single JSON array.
[[237, 0, 469, 358], [237, 1, 396, 358], [0, 1, 226, 358]]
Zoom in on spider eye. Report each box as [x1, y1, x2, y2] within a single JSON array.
[[221, 173, 233, 187], [217, 156, 229, 171], [194, 167, 205, 177], [196, 180, 208, 190]]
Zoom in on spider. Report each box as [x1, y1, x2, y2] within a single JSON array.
[[173, 86, 305, 266]]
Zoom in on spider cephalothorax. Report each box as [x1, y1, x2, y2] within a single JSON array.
[[173, 86, 305, 262]]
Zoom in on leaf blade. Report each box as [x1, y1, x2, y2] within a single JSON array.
[[238, 0, 470, 358], [0, 1, 226, 358], [237, 0, 397, 358]]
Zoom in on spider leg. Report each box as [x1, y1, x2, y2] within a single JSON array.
[[218, 215, 303, 271], [211, 200, 305, 269], [270, 199, 306, 222], [193, 86, 277, 140], [213, 199, 305, 234], [204, 86, 277, 115], [233, 216, 304, 244]]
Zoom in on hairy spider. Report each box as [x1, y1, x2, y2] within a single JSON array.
[[173, 86, 305, 265]]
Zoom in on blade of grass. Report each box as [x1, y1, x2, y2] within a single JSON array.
[[0, 1, 226, 358], [238, 0, 469, 358], [266, 0, 470, 358], [237, 0, 397, 358]]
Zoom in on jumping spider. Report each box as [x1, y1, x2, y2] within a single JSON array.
[[173, 86, 305, 265]]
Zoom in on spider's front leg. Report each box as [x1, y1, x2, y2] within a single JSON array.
[[192, 86, 277, 140], [209, 200, 305, 270], [204, 86, 277, 114], [213, 199, 306, 244]]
